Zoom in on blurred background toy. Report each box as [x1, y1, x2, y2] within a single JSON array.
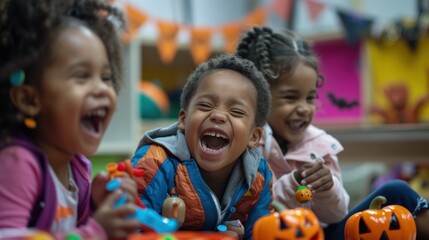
[[409, 164, 429, 200], [139, 80, 170, 119]]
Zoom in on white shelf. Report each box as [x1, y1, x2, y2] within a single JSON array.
[[324, 124, 429, 164], [95, 41, 142, 156]]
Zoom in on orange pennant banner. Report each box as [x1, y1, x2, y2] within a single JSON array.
[[156, 21, 180, 64], [190, 28, 212, 64], [220, 22, 244, 54], [244, 7, 267, 27], [269, 0, 293, 21], [304, 0, 325, 22], [122, 3, 148, 43]]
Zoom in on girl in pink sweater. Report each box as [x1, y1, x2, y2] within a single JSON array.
[[0, 0, 139, 238], [236, 26, 429, 239]]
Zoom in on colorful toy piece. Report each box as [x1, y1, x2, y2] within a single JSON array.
[[127, 231, 237, 240], [162, 194, 186, 225], [23, 230, 54, 240], [344, 195, 416, 240], [106, 160, 146, 208], [253, 201, 324, 240], [295, 185, 313, 203], [105, 160, 179, 233], [106, 178, 179, 233]]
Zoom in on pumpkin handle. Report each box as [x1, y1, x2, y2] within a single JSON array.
[[271, 200, 286, 212], [369, 196, 387, 210]]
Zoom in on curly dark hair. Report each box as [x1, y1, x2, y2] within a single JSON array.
[[180, 54, 271, 127], [0, 0, 124, 137], [236, 26, 323, 87]]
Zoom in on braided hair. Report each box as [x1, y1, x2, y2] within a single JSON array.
[[0, 0, 125, 138], [236, 26, 323, 87]]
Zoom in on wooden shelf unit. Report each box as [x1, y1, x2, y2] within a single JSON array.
[[324, 124, 429, 164]]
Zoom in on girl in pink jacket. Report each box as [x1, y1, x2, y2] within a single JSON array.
[[236, 26, 429, 239], [0, 0, 139, 238]]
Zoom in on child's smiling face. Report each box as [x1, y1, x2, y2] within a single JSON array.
[[178, 69, 262, 174], [34, 26, 117, 159], [268, 61, 318, 145]]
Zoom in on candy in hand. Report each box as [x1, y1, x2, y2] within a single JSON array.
[[295, 185, 312, 203]]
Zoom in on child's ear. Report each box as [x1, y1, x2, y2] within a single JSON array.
[[178, 109, 186, 131], [248, 126, 263, 148], [9, 85, 40, 116]]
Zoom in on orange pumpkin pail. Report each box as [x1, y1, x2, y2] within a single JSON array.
[[344, 195, 416, 240], [253, 201, 324, 240]]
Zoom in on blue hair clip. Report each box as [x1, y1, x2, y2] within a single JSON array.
[[9, 70, 25, 86]]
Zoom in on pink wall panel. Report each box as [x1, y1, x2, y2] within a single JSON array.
[[312, 40, 363, 125]]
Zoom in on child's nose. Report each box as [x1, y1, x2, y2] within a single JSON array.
[[93, 77, 111, 95], [209, 110, 227, 123], [296, 102, 311, 115]]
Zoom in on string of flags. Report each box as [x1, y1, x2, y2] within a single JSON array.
[[115, 0, 428, 64]]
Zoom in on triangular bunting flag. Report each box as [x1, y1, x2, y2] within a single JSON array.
[[336, 8, 374, 44], [122, 4, 148, 43], [269, 0, 293, 22], [156, 21, 180, 64], [244, 7, 267, 27], [304, 0, 325, 23], [190, 28, 212, 64], [220, 22, 243, 54]]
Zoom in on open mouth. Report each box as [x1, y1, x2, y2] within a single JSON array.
[[81, 107, 108, 134], [288, 120, 307, 130], [200, 131, 230, 153]]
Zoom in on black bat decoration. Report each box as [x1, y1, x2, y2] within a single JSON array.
[[326, 92, 359, 110]]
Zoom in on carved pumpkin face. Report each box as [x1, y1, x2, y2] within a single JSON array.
[[253, 207, 324, 240], [296, 186, 313, 203], [344, 196, 416, 240]]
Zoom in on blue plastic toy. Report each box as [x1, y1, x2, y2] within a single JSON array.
[[106, 178, 179, 233]]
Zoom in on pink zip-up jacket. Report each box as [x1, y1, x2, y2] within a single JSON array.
[[0, 139, 107, 239], [260, 124, 350, 225]]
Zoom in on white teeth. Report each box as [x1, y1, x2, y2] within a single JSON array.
[[289, 121, 304, 129], [203, 131, 228, 139], [201, 141, 227, 153], [87, 108, 107, 117]]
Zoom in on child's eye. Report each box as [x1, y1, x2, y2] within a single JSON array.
[[74, 71, 90, 79], [102, 74, 113, 82], [197, 102, 212, 110], [308, 93, 318, 100], [230, 109, 245, 117], [307, 95, 316, 104], [282, 95, 298, 101]]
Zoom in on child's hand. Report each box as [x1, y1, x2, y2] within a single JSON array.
[[295, 162, 333, 193], [222, 220, 244, 240], [94, 190, 141, 239], [91, 172, 138, 208]]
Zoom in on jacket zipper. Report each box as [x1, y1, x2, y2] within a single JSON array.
[[208, 190, 224, 226], [221, 181, 246, 222]]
